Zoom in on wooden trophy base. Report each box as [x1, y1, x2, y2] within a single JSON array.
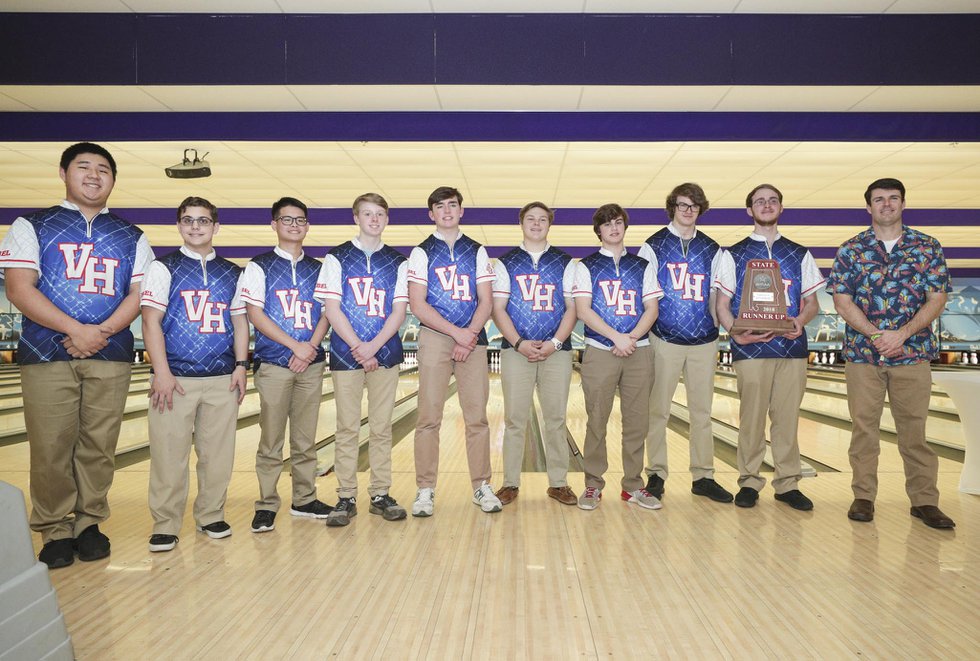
[[730, 316, 796, 335]]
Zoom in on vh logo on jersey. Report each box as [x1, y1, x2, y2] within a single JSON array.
[[434, 264, 472, 301], [59, 242, 119, 296], [665, 263, 707, 302], [180, 290, 228, 334], [598, 280, 638, 316], [274, 289, 314, 330], [349, 277, 387, 317], [515, 274, 556, 311]]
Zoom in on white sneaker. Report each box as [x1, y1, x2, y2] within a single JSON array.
[[412, 487, 435, 517], [473, 481, 502, 513], [621, 488, 663, 510]]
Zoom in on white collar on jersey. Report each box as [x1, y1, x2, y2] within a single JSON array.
[[61, 199, 109, 216], [352, 236, 386, 252], [666, 222, 699, 240], [179, 245, 216, 262], [598, 246, 630, 258], [519, 241, 550, 256], [748, 231, 782, 242], [432, 229, 465, 243], [273, 245, 305, 262]]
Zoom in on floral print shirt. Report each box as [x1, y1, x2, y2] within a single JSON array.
[[827, 226, 950, 365]]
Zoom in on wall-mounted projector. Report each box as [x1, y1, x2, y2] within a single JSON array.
[[165, 149, 211, 179]]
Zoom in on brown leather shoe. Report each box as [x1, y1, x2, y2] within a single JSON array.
[[547, 486, 577, 506], [495, 486, 519, 505], [847, 498, 874, 522], [910, 505, 956, 529]]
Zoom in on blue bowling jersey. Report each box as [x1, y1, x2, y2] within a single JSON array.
[[143, 248, 243, 377], [3, 204, 145, 364], [321, 241, 407, 371], [640, 226, 720, 346], [240, 248, 325, 368], [493, 244, 573, 350]]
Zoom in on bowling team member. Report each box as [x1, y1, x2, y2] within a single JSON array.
[[639, 183, 733, 505], [492, 201, 577, 506], [573, 203, 662, 511], [238, 197, 333, 533], [829, 178, 955, 529], [141, 196, 248, 551], [407, 186, 501, 516], [0, 142, 153, 568], [316, 193, 409, 526], [714, 184, 823, 511]]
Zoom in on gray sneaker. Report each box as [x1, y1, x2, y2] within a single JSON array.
[[621, 488, 662, 510], [370, 493, 407, 521], [578, 486, 602, 510], [326, 497, 357, 527]]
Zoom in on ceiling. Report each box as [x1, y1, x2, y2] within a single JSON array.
[[4, 0, 980, 13]]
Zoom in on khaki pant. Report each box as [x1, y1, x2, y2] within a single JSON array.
[[733, 358, 806, 494], [22, 360, 132, 543], [413, 328, 491, 489], [148, 375, 239, 535], [581, 345, 654, 492], [331, 366, 400, 498], [845, 361, 939, 506], [646, 336, 718, 481], [500, 348, 573, 488], [253, 362, 324, 511]]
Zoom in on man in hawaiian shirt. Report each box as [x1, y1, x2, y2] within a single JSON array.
[[828, 178, 955, 529]]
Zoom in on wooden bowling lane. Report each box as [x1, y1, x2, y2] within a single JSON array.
[[1, 365, 980, 658]]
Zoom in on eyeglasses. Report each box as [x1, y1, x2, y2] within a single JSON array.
[[178, 216, 214, 226], [276, 216, 308, 226], [676, 202, 700, 212], [752, 197, 781, 208]]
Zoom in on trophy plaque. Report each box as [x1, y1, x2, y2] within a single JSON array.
[[730, 259, 795, 334]]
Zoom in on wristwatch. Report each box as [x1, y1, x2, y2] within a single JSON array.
[[514, 338, 524, 350], [550, 337, 563, 351], [234, 360, 250, 369]]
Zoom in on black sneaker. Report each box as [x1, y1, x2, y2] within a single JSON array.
[[148, 534, 178, 552], [326, 497, 357, 527], [734, 487, 759, 508], [290, 499, 333, 519], [74, 524, 110, 562], [251, 510, 276, 533], [370, 493, 407, 521], [774, 489, 814, 511], [39, 538, 74, 569], [196, 521, 232, 539], [645, 473, 665, 499], [691, 478, 734, 503]]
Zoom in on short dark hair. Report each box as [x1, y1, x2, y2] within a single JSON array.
[[519, 201, 554, 224], [427, 186, 463, 210], [272, 196, 308, 218], [353, 192, 389, 214], [864, 178, 906, 205], [745, 184, 784, 208], [177, 196, 218, 223], [60, 142, 117, 178], [592, 203, 629, 238], [666, 183, 709, 219]]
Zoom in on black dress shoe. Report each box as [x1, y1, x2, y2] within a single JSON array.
[[910, 505, 956, 529], [691, 478, 734, 503], [645, 474, 665, 499], [74, 524, 110, 561], [847, 498, 874, 522], [39, 538, 75, 569], [774, 489, 813, 511], [734, 487, 758, 508]]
